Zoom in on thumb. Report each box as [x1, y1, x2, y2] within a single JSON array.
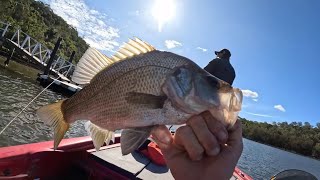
[[151, 125, 173, 150], [151, 125, 181, 162]]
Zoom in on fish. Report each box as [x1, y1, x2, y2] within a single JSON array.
[[36, 37, 243, 155]]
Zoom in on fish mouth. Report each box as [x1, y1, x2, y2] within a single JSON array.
[[229, 88, 243, 112], [208, 88, 243, 129]]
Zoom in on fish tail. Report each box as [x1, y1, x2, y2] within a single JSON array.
[[37, 100, 69, 150]]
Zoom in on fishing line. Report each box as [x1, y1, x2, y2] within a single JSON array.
[[0, 75, 61, 135]]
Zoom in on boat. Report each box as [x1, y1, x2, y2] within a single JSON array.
[[0, 134, 253, 180]]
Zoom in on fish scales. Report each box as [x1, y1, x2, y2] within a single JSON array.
[[62, 51, 194, 130]]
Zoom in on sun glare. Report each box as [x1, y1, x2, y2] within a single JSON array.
[[152, 0, 176, 32]]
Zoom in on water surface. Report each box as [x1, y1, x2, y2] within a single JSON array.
[[0, 64, 86, 146], [238, 138, 320, 179]]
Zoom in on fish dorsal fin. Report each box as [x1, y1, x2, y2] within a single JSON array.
[[72, 47, 117, 85], [72, 38, 155, 85], [110, 37, 156, 61]]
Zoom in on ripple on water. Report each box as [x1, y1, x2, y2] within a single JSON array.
[[237, 139, 320, 179], [0, 69, 88, 147]]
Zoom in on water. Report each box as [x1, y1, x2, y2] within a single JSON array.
[[0, 64, 87, 147], [0, 64, 319, 179], [237, 139, 320, 179]]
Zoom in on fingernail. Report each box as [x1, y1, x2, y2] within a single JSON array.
[[156, 133, 171, 145], [192, 154, 203, 161], [195, 155, 202, 161], [208, 147, 220, 156], [218, 131, 227, 142], [163, 135, 171, 144]]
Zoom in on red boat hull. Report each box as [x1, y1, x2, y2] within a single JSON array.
[[0, 136, 252, 180]]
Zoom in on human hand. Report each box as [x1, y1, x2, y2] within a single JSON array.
[[151, 111, 243, 180]]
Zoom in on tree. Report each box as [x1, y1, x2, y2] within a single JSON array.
[[312, 143, 320, 158], [241, 118, 320, 159], [304, 122, 312, 129], [0, 0, 89, 63], [290, 121, 298, 127]]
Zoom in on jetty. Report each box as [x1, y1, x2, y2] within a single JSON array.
[[0, 21, 82, 96]]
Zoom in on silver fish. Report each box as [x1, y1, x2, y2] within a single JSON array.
[[37, 38, 243, 155]]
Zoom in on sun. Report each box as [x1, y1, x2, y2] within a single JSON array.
[[152, 0, 176, 32]]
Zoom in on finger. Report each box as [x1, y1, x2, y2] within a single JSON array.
[[227, 119, 243, 149], [174, 126, 204, 161], [187, 115, 220, 156], [201, 111, 228, 144], [220, 119, 243, 163], [151, 125, 173, 149]]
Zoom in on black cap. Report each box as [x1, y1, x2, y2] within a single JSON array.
[[215, 49, 231, 58]]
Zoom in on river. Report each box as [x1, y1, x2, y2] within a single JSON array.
[[0, 61, 319, 179]]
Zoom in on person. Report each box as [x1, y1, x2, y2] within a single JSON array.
[[151, 111, 243, 180], [150, 49, 242, 179], [204, 49, 235, 85]]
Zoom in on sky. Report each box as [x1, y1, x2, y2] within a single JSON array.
[[40, 0, 320, 126]]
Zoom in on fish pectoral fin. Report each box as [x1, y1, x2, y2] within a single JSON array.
[[125, 92, 167, 109], [121, 126, 153, 155], [36, 100, 69, 150], [85, 121, 114, 151]]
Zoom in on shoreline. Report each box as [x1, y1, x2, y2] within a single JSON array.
[[0, 55, 41, 80], [243, 138, 320, 161]]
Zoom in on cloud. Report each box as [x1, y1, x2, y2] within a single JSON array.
[[196, 47, 207, 52], [245, 112, 273, 118], [241, 89, 259, 99], [43, 0, 119, 52], [165, 40, 182, 49], [274, 105, 286, 112], [252, 99, 258, 102]]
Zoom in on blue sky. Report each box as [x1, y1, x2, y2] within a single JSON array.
[[41, 0, 320, 126]]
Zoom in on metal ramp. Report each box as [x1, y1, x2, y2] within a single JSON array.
[[0, 21, 74, 81]]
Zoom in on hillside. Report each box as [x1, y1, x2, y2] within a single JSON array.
[[240, 117, 320, 159], [0, 0, 89, 63]]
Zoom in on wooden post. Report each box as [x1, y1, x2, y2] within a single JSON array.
[[68, 51, 76, 63], [4, 48, 15, 66], [0, 37, 4, 47], [44, 37, 62, 75]]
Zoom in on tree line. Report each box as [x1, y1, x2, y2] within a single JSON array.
[[0, 0, 89, 63], [240, 117, 320, 159]]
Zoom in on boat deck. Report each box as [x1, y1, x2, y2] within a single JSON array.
[[92, 144, 239, 180], [92, 145, 173, 179], [0, 136, 248, 179]]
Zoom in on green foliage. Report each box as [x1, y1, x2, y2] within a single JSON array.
[[312, 143, 320, 157], [240, 117, 320, 159], [0, 0, 89, 63]]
